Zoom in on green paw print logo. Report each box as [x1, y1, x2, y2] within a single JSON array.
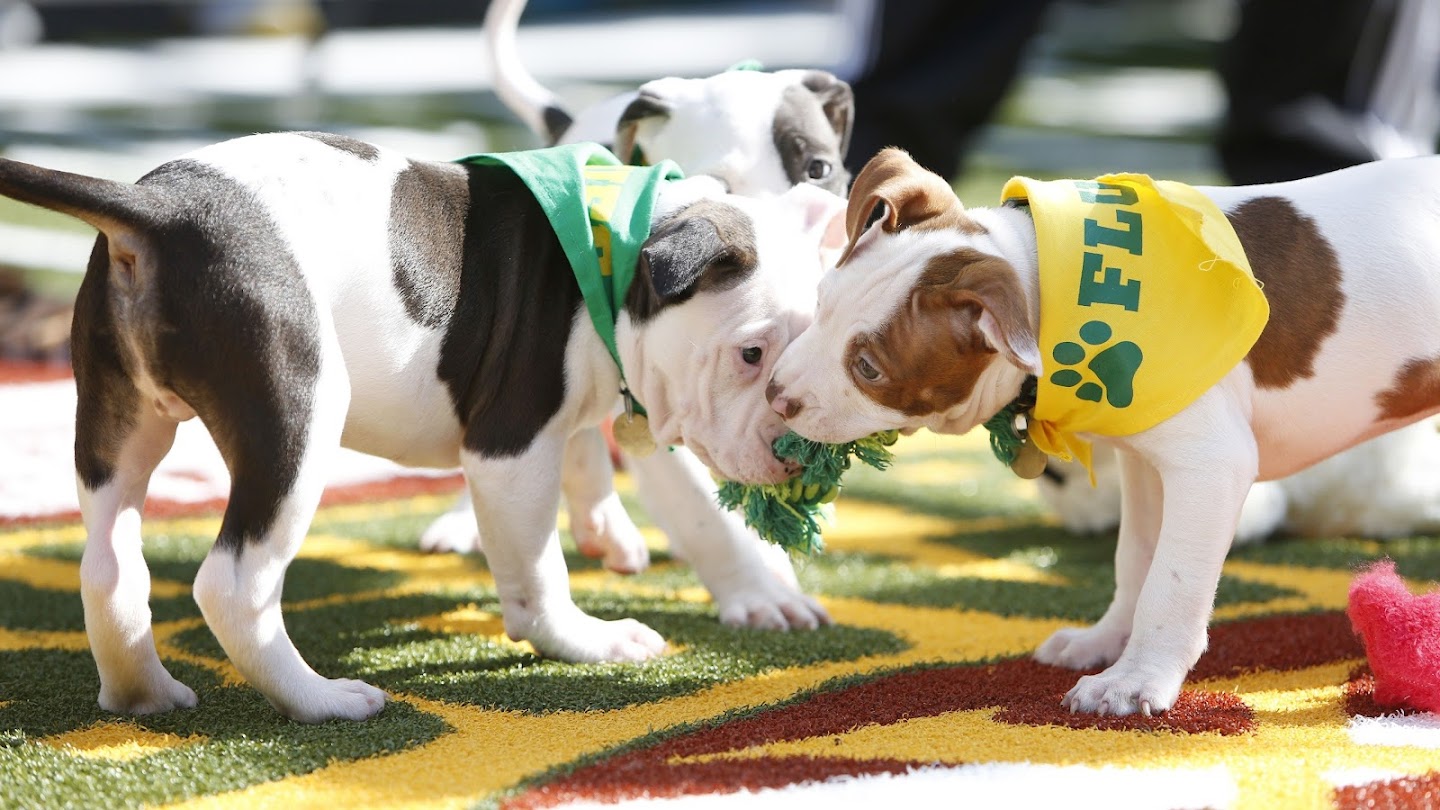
[[1050, 320, 1143, 408]]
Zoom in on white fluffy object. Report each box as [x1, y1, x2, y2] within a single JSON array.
[[1036, 419, 1440, 543]]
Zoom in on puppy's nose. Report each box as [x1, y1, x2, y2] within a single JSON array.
[[766, 379, 803, 419]]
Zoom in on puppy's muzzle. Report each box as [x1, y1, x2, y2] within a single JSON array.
[[766, 379, 803, 420]]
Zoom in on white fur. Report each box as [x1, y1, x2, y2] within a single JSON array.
[[427, 4, 847, 634], [76, 132, 845, 721], [771, 155, 1440, 716], [1039, 417, 1440, 543], [571, 70, 808, 197]]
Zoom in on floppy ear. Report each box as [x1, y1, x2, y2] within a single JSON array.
[[800, 70, 854, 158], [615, 89, 671, 165], [628, 201, 756, 321], [778, 182, 848, 258], [837, 148, 961, 266], [919, 250, 1041, 375]]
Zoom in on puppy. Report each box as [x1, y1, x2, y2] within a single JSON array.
[[1040, 419, 1440, 542], [417, 0, 855, 622], [484, 0, 853, 195], [1037, 450, 1287, 544], [767, 147, 1440, 716], [0, 131, 843, 721]]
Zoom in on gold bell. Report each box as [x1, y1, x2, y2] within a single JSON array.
[[613, 391, 658, 457], [1009, 437, 1049, 480]]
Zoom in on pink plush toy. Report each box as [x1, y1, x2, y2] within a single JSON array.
[[1347, 559, 1440, 713]]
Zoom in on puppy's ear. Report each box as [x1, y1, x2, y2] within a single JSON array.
[[628, 200, 757, 322], [778, 182, 848, 259], [838, 148, 963, 266], [615, 89, 671, 165], [800, 71, 854, 158], [918, 249, 1041, 375]]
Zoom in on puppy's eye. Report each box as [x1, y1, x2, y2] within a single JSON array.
[[741, 346, 763, 365], [806, 159, 832, 181], [855, 355, 881, 382]]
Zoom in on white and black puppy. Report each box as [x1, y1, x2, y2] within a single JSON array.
[[484, 0, 853, 195], [767, 148, 1440, 717], [0, 131, 843, 722], [415, 0, 855, 624]]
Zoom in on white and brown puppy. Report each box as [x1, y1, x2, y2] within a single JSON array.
[[767, 147, 1440, 717], [0, 131, 843, 722]]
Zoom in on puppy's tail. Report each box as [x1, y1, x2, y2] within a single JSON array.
[[0, 157, 159, 234], [485, 0, 573, 144]]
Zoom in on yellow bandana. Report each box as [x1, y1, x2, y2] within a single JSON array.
[[999, 174, 1269, 471]]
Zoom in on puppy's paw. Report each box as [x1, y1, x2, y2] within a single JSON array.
[[99, 672, 199, 716], [275, 676, 388, 723], [714, 577, 831, 631], [524, 614, 668, 663], [568, 495, 649, 574], [1061, 662, 1183, 717], [1035, 624, 1128, 671], [419, 509, 481, 554]]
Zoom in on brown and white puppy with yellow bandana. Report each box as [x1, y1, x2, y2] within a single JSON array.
[[767, 147, 1440, 716]]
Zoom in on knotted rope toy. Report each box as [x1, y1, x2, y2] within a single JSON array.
[[716, 430, 899, 555]]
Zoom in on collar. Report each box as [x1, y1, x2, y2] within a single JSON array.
[[452, 144, 684, 416]]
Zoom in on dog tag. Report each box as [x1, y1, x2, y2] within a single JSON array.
[[613, 412, 657, 457], [1009, 437, 1049, 480]]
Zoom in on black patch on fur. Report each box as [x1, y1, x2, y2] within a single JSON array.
[[297, 131, 381, 163], [773, 74, 853, 195], [116, 159, 322, 552], [389, 162, 466, 329], [72, 236, 140, 490], [618, 90, 671, 127], [424, 160, 586, 458], [542, 105, 574, 145], [626, 199, 757, 323]]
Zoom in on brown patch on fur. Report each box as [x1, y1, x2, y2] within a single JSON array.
[[837, 148, 984, 266], [1228, 196, 1345, 388], [849, 248, 1033, 416], [1375, 354, 1440, 421]]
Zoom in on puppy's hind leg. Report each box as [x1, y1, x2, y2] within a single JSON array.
[[1036, 449, 1161, 671], [419, 491, 482, 554], [191, 342, 386, 723], [563, 426, 649, 574], [76, 362, 195, 715], [420, 426, 650, 575]]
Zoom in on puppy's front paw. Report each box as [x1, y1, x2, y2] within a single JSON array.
[[524, 614, 668, 663], [568, 495, 649, 574], [419, 509, 481, 554], [1035, 624, 1128, 671], [275, 676, 388, 723], [1061, 662, 1183, 717], [715, 578, 831, 631], [99, 672, 198, 716]]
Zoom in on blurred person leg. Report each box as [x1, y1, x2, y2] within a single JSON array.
[[840, 0, 1056, 181], [1218, 0, 1440, 184]]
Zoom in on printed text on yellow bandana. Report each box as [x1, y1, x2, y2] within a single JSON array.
[[1000, 175, 1269, 468]]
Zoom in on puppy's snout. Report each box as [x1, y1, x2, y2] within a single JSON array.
[[766, 379, 803, 420]]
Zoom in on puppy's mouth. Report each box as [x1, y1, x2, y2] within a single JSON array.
[[691, 443, 796, 486]]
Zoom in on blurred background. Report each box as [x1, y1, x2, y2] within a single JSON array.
[[0, 0, 1433, 360]]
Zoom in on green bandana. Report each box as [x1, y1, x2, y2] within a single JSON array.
[[454, 143, 684, 407]]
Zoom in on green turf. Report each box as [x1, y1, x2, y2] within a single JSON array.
[[4, 439, 1434, 807]]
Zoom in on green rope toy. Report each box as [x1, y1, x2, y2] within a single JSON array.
[[716, 430, 899, 555]]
